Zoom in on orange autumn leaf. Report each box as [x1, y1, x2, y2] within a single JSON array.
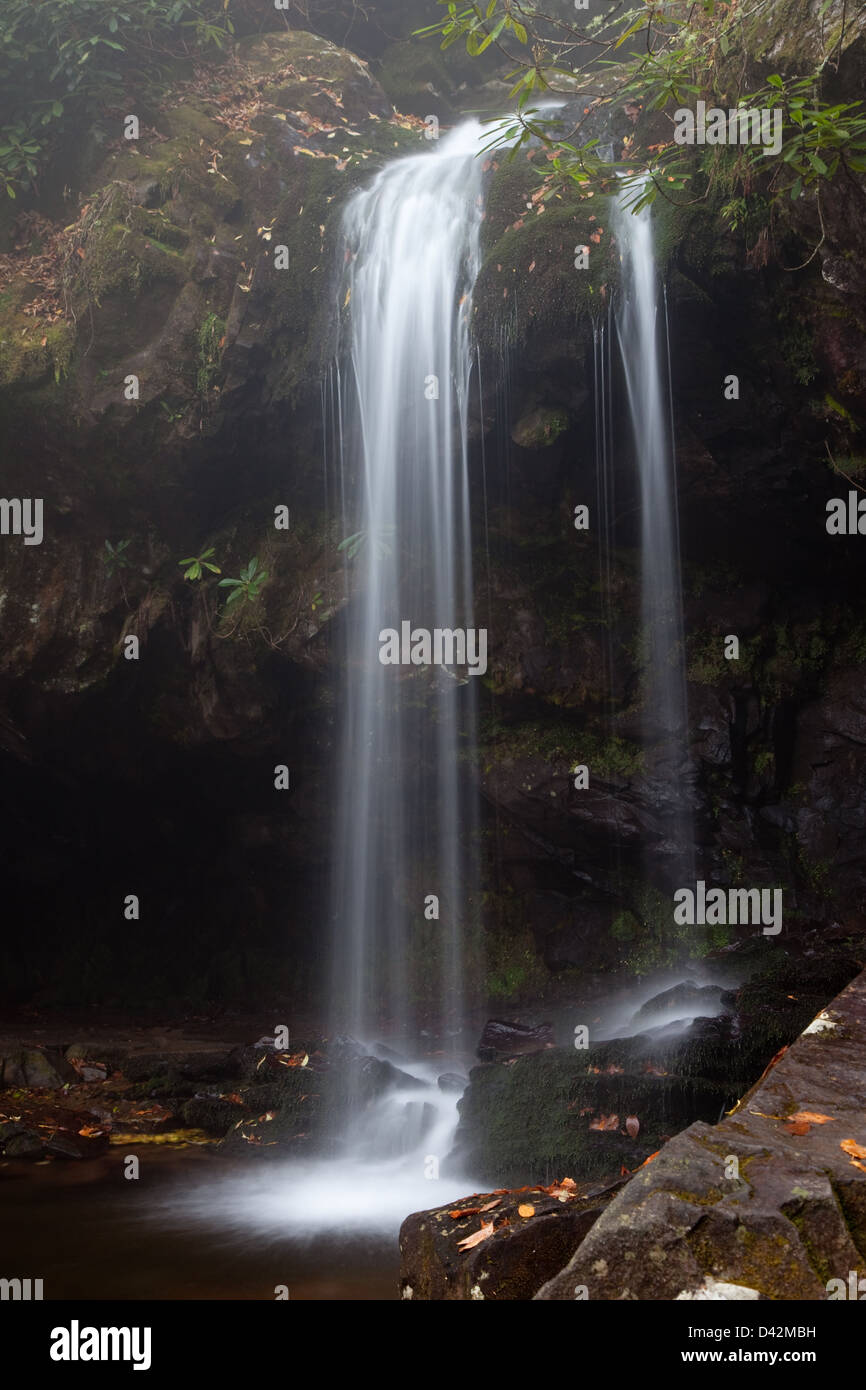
[[634, 1149, 660, 1170], [784, 1120, 811, 1136], [518, 1204, 535, 1218], [789, 1111, 833, 1124], [851, 1160, 866, 1174], [456, 1221, 494, 1251], [841, 1138, 866, 1160], [277, 1052, 308, 1068], [449, 1207, 480, 1219], [589, 1113, 619, 1131]]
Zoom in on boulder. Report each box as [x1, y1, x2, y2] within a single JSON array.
[[437, 1073, 468, 1094], [477, 1019, 555, 1061], [400, 1185, 611, 1301], [1, 1049, 67, 1089], [454, 1006, 805, 1188], [630, 981, 731, 1027], [536, 968, 866, 1299]]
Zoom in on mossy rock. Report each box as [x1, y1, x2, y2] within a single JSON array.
[[511, 407, 570, 449], [474, 180, 616, 354]]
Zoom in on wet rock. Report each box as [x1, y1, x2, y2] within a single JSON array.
[[437, 1073, 468, 1094], [181, 1096, 245, 1136], [455, 1006, 803, 1189], [630, 981, 730, 1026], [477, 1019, 555, 1062], [3, 1128, 45, 1160], [218, 1051, 420, 1158], [400, 1186, 611, 1301], [1, 1045, 66, 1089], [536, 968, 866, 1300], [0, 1107, 110, 1160], [511, 408, 570, 450]]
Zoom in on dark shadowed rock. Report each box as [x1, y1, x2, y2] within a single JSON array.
[[437, 1073, 468, 1093], [400, 1186, 611, 1300], [477, 1019, 555, 1062], [631, 981, 730, 1026]]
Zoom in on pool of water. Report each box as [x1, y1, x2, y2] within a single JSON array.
[[0, 1147, 404, 1301]]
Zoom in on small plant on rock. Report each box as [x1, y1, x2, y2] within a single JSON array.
[[218, 556, 267, 608], [179, 547, 220, 581]]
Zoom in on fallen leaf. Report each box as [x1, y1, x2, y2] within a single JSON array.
[[449, 1207, 480, 1219], [589, 1113, 619, 1131], [784, 1120, 811, 1136], [480, 1198, 501, 1212], [633, 1150, 660, 1170], [277, 1052, 308, 1068], [852, 1159, 866, 1174], [626, 1115, 640, 1138], [518, 1203, 535, 1218], [789, 1111, 834, 1124], [841, 1138, 866, 1160], [457, 1221, 494, 1251]]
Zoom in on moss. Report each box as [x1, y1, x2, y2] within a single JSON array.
[[0, 293, 75, 389], [481, 716, 644, 780], [196, 311, 226, 396], [473, 182, 617, 353]]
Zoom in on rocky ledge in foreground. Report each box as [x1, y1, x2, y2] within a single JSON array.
[[402, 969, 866, 1299], [537, 969, 866, 1300]]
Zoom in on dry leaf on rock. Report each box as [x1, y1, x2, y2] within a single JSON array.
[[456, 1221, 494, 1251]]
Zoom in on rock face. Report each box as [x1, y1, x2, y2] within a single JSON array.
[[0, 3, 865, 1016], [476, 1019, 556, 1061], [536, 969, 866, 1300], [400, 1185, 611, 1301]]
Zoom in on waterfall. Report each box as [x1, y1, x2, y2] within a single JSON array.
[[612, 190, 693, 869], [330, 122, 485, 1054]]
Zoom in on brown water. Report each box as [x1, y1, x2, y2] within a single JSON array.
[[0, 1146, 399, 1301]]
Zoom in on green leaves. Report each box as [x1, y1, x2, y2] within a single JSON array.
[[218, 557, 268, 608], [103, 538, 132, 578], [337, 526, 396, 561], [179, 547, 220, 581], [0, 1, 235, 197]]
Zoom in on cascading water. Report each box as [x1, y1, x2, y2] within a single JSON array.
[[165, 127, 492, 1245], [612, 189, 693, 870], [330, 123, 485, 1056]]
